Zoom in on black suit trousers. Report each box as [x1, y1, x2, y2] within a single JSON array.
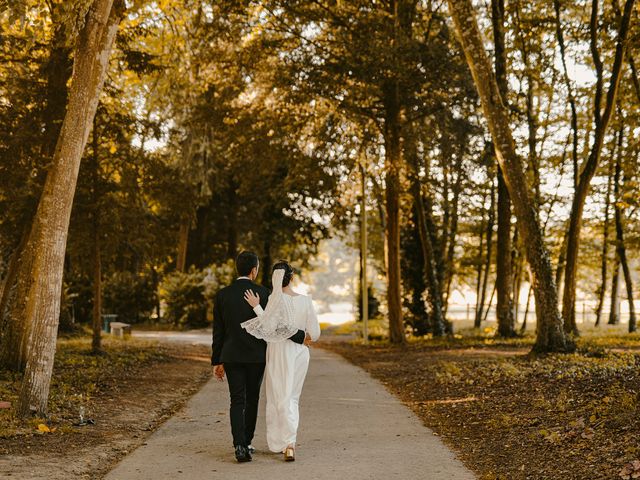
[[224, 362, 266, 447]]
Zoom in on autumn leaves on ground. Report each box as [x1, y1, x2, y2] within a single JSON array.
[[322, 327, 640, 480], [3, 328, 640, 480], [0, 334, 211, 479]]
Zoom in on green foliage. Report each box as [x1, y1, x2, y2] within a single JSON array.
[[159, 267, 208, 328], [103, 271, 157, 323]]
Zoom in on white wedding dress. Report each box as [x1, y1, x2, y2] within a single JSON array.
[[250, 292, 321, 452]]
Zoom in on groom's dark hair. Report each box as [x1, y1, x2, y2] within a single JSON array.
[[236, 251, 259, 276]]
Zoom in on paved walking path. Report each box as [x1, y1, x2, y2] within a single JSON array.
[[105, 345, 475, 480]]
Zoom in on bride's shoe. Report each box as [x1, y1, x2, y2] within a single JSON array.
[[284, 446, 295, 462]]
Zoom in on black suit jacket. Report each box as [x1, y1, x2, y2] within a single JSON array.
[[211, 279, 305, 365]]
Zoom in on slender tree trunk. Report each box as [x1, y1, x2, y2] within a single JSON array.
[[474, 191, 487, 325], [475, 178, 495, 328], [553, 0, 579, 191], [521, 281, 532, 333], [447, 0, 571, 352], [629, 55, 640, 102], [226, 179, 238, 260], [496, 168, 516, 336], [383, 81, 405, 344], [609, 256, 622, 325], [611, 133, 636, 332], [561, 0, 635, 334], [405, 128, 446, 336], [176, 218, 190, 272], [443, 160, 463, 313], [594, 161, 613, 326], [91, 121, 102, 353], [17, 0, 124, 417], [491, 0, 515, 337], [261, 239, 273, 288]]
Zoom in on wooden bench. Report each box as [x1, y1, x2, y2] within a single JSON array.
[[109, 322, 132, 338]]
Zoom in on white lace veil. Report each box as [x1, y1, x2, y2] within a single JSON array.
[[241, 268, 299, 342]]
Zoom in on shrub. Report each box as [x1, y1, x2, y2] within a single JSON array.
[[159, 267, 208, 328], [103, 271, 157, 324]]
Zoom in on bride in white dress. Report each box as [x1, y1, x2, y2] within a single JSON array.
[[241, 261, 321, 462]]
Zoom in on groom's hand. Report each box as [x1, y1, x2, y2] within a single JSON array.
[[213, 364, 225, 381]]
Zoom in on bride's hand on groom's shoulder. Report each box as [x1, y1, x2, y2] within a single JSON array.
[[244, 289, 260, 308], [304, 332, 313, 346]]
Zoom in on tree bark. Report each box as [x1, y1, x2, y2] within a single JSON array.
[[594, 160, 613, 326], [561, 0, 635, 334], [382, 0, 406, 344], [552, 0, 579, 191], [91, 121, 102, 353], [474, 189, 487, 326], [612, 132, 636, 332], [383, 102, 405, 344], [226, 178, 239, 260], [496, 168, 516, 336], [608, 258, 621, 325], [176, 217, 190, 272], [475, 178, 494, 328], [442, 154, 463, 313], [491, 0, 515, 337], [447, 0, 571, 352], [17, 0, 124, 417], [405, 128, 446, 337], [261, 239, 273, 288]]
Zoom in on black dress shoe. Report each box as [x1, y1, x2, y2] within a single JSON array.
[[248, 445, 256, 453], [235, 445, 252, 463]]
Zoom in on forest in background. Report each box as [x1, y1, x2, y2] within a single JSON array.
[[0, 0, 638, 416]]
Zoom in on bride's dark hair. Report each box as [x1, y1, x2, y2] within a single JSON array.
[[272, 260, 294, 287]]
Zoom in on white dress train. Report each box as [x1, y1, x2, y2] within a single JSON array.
[[253, 294, 321, 452]]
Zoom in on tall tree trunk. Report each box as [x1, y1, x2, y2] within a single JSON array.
[[226, 178, 238, 261], [176, 218, 190, 272], [608, 255, 622, 325], [382, 101, 404, 342], [17, 0, 124, 417], [383, 0, 406, 344], [553, 0, 579, 191], [383, 114, 404, 344], [261, 239, 273, 288], [491, 0, 515, 337], [611, 131, 636, 332], [496, 168, 515, 336], [405, 128, 446, 336], [594, 160, 613, 326], [561, 0, 635, 334], [447, 0, 571, 352], [474, 190, 487, 325], [442, 157, 463, 313], [475, 178, 495, 328], [91, 120, 102, 353]]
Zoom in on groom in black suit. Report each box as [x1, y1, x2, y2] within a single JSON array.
[[212, 251, 307, 463]]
